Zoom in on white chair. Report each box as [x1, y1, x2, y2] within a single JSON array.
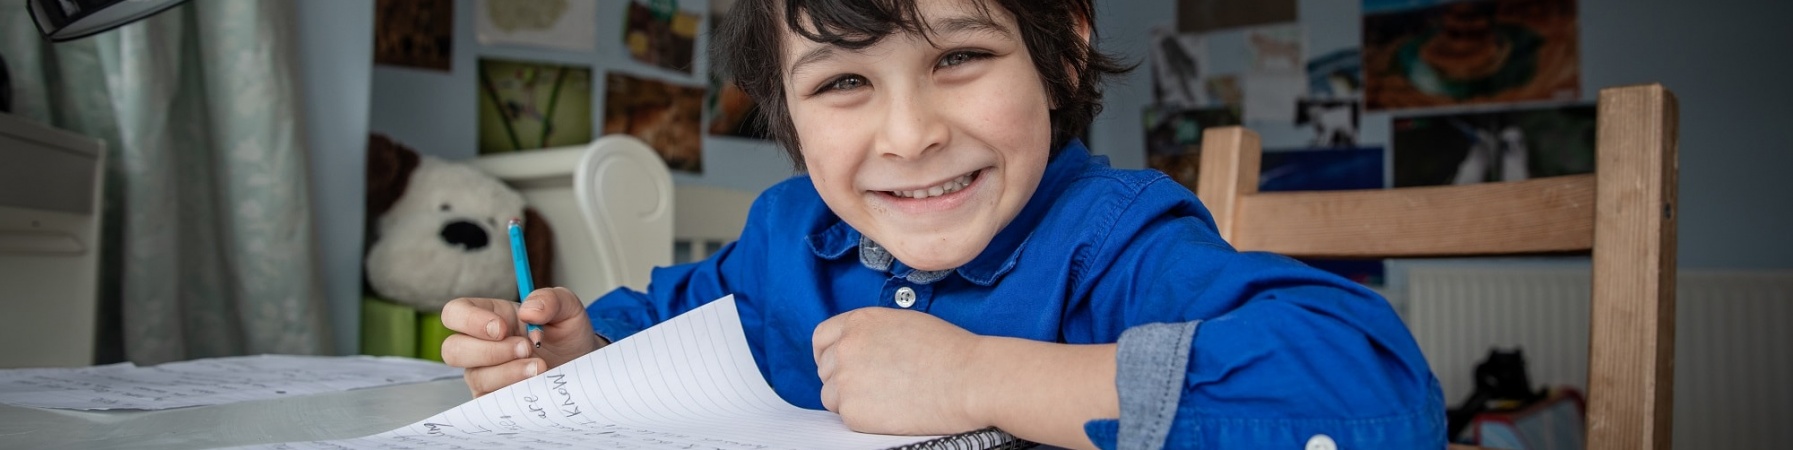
[[470, 135, 675, 302], [0, 113, 105, 368], [670, 184, 755, 264], [571, 136, 676, 294]]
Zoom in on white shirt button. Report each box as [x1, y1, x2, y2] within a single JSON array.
[[894, 287, 916, 308], [1305, 434, 1336, 450]]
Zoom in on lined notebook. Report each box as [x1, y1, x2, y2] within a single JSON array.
[[244, 296, 1026, 450]]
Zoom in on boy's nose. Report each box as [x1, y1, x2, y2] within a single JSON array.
[[874, 92, 949, 161]]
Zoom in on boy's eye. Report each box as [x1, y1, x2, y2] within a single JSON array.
[[937, 51, 990, 68], [817, 75, 868, 94]]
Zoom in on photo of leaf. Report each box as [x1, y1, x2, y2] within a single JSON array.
[[476, 58, 595, 154]]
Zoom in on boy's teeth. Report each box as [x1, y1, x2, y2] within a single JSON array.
[[893, 172, 974, 199]]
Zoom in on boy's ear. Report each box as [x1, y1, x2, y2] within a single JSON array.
[[1056, 8, 1095, 110], [1073, 8, 1092, 46]]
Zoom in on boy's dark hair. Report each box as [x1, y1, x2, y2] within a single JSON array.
[[711, 0, 1131, 170]]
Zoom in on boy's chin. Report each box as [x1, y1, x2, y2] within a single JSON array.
[[883, 239, 988, 272]]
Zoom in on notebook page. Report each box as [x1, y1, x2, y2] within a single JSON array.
[[243, 295, 945, 449]]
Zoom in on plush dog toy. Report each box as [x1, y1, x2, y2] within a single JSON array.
[[364, 134, 553, 312]]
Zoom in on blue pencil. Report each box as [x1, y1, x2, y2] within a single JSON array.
[[507, 218, 544, 348]]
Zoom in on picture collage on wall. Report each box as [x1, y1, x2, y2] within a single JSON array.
[[372, 0, 780, 175], [1148, 0, 1589, 286]]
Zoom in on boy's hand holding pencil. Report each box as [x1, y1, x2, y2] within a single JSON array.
[[437, 218, 608, 397]]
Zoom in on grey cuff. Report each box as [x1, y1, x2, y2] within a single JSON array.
[[1116, 321, 1200, 450]]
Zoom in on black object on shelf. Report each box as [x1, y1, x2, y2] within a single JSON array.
[[1446, 348, 1547, 441], [0, 51, 11, 113], [28, 0, 190, 43]]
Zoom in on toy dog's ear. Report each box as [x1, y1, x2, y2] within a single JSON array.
[[366, 134, 421, 219], [523, 208, 556, 290]]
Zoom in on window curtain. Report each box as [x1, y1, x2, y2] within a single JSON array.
[[1, 0, 330, 364]]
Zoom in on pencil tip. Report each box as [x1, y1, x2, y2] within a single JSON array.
[[534, 341, 542, 348]]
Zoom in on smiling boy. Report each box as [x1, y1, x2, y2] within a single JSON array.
[[440, 1, 1444, 448]]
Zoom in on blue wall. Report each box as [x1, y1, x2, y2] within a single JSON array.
[[297, 1, 373, 355]]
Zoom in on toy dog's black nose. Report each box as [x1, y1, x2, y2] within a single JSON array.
[[440, 220, 489, 251]]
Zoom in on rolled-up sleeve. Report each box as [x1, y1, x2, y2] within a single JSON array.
[[1083, 231, 1445, 449], [1112, 321, 1201, 450]]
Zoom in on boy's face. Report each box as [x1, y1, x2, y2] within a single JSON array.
[[781, 0, 1053, 271]]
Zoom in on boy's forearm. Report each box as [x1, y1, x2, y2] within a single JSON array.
[[965, 337, 1119, 450]]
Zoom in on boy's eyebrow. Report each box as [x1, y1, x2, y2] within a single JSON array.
[[789, 47, 839, 79], [929, 15, 1010, 39], [785, 14, 1013, 78]]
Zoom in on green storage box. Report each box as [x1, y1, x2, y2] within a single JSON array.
[[360, 296, 453, 362]]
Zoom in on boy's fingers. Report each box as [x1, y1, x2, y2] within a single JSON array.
[[812, 315, 843, 363], [517, 287, 586, 326], [814, 345, 837, 381], [819, 382, 840, 413], [463, 357, 543, 397], [441, 333, 534, 368], [441, 297, 518, 339]]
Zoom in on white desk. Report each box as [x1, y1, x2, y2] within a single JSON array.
[[0, 378, 470, 449]]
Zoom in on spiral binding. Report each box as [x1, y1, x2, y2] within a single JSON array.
[[886, 427, 1032, 450]]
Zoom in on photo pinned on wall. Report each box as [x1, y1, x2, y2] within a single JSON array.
[[474, 0, 597, 52], [373, 0, 453, 71], [603, 72, 705, 173], [1143, 106, 1242, 193], [1259, 146, 1387, 286], [476, 58, 594, 155], [1306, 48, 1363, 99], [1391, 104, 1595, 188], [1149, 28, 1209, 109], [1362, 0, 1581, 111], [1295, 98, 1360, 148], [623, 0, 701, 73], [1239, 24, 1307, 123]]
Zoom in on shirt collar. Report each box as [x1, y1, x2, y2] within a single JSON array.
[[804, 139, 1097, 286]]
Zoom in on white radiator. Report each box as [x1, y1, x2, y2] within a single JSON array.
[[1403, 264, 1793, 449]]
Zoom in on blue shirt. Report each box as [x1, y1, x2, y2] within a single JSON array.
[[587, 140, 1444, 449]]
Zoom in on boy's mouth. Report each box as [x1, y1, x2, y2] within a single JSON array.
[[883, 169, 982, 199]]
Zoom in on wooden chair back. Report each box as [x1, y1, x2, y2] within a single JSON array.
[[1195, 84, 1679, 450]]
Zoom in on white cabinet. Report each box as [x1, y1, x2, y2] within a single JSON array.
[[0, 112, 104, 368]]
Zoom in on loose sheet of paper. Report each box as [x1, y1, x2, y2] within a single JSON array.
[[0, 355, 463, 411], [244, 296, 945, 450]]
